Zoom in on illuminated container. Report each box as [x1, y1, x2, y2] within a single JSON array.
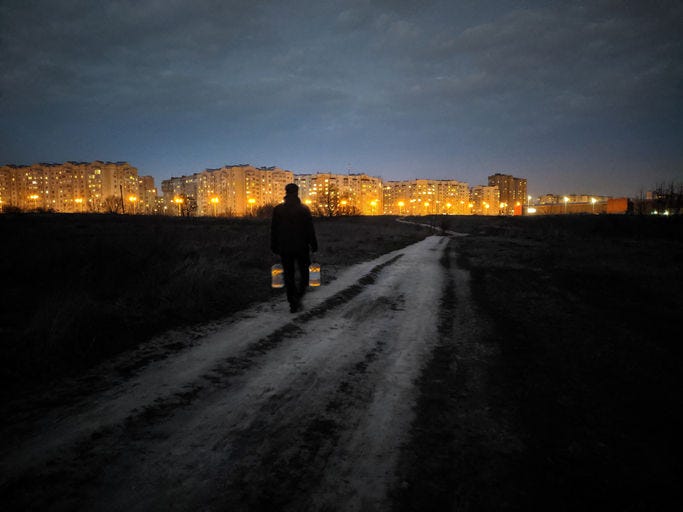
[[271, 264, 284, 288], [309, 262, 321, 287]]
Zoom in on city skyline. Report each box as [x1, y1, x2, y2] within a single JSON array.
[[1, 1, 681, 198], [9, 158, 647, 216]]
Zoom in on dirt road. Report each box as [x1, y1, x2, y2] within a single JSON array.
[[1, 234, 499, 511]]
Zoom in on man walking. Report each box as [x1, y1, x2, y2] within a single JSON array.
[[271, 183, 318, 313]]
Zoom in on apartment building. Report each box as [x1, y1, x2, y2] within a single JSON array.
[[0, 161, 153, 213], [163, 165, 294, 216], [138, 175, 158, 214], [470, 185, 500, 215], [383, 179, 470, 215], [295, 172, 383, 216], [161, 174, 198, 215], [0, 167, 9, 211], [245, 166, 294, 212], [488, 173, 528, 215]]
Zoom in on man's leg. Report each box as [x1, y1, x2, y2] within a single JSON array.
[[296, 252, 311, 299], [281, 253, 298, 308]]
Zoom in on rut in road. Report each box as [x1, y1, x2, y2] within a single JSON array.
[[1, 234, 472, 511]]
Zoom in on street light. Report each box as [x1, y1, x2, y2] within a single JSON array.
[[248, 197, 256, 216], [173, 197, 183, 216], [563, 196, 569, 214], [128, 195, 137, 214], [397, 200, 405, 215], [211, 196, 219, 216], [29, 194, 40, 210], [370, 199, 377, 215], [75, 197, 84, 213], [591, 197, 597, 214]]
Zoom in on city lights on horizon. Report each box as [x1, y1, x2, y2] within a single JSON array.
[[0, 161, 652, 217]]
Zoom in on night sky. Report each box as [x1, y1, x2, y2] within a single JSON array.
[[1, 0, 681, 196]]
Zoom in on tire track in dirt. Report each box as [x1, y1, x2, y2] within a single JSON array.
[[110, 254, 406, 433], [390, 238, 523, 511], [1, 252, 409, 511], [93, 238, 447, 511], [216, 310, 397, 511]]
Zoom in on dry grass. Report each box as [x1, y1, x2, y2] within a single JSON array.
[[452, 214, 682, 510], [0, 213, 430, 394]]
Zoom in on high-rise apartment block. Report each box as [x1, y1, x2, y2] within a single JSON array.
[[295, 173, 383, 216], [162, 165, 294, 216], [0, 161, 156, 213], [470, 185, 500, 215], [382, 179, 470, 215], [488, 173, 528, 215]]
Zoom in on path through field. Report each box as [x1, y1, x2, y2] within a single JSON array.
[[1, 234, 497, 511]]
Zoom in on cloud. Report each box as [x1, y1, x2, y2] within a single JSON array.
[[1, 0, 681, 189]]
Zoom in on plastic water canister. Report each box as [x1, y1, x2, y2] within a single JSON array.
[[271, 264, 284, 288], [309, 262, 321, 287]]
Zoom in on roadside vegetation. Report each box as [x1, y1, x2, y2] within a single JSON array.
[[0, 214, 430, 396]]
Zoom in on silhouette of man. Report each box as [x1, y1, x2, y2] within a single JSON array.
[[271, 183, 318, 313]]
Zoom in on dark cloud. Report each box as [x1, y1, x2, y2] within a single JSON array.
[[1, 0, 681, 195]]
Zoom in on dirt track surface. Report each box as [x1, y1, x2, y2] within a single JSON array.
[[1, 234, 503, 511]]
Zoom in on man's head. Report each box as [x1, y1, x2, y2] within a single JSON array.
[[285, 183, 299, 196]]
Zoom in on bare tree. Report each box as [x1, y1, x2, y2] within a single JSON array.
[[254, 203, 277, 219], [178, 194, 197, 217], [315, 184, 340, 217], [103, 195, 123, 214]]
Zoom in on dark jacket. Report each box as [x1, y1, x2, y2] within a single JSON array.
[[271, 195, 318, 255]]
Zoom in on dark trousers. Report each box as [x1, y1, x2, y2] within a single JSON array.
[[281, 251, 310, 305]]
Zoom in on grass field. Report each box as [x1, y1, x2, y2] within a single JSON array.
[[439, 214, 682, 510], [0, 214, 431, 395]]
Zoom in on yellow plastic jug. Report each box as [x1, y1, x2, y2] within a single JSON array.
[[309, 262, 321, 287], [271, 264, 284, 288]]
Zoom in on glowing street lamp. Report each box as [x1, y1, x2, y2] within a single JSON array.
[[128, 195, 137, 214], [370, 199, 377, 215], [74, 197, 84, 213], [397, 200, 405, 215], [446, 202, 452, 215], [173, 197, 184, 216], [211, 196, 219, 216], [29, 194, 40, 210], [248, 197, 256, 216], [563, 196, 569, 214], [591, 197, 597, 214]]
